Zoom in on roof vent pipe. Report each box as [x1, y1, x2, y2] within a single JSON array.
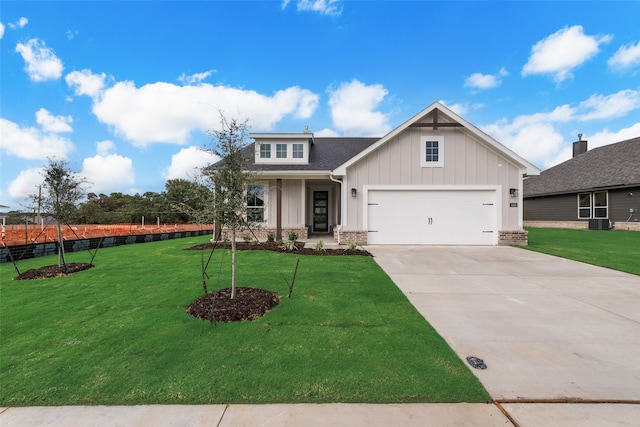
[[573, 134, 588, 158]]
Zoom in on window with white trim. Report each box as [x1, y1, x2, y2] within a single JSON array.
[[259, 143, 271, 159], [420, 135, 444, 167], [276, 143, 287, 159], [292, 143, 304, 159], [578, 191, 608, 219], [246, 184, 266, 223]]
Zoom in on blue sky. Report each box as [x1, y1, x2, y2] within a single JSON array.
[[1, 0, 639, 209]]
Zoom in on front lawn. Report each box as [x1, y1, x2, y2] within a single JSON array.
[[523, 228, 640, 275], [0, 236, 489, 406]]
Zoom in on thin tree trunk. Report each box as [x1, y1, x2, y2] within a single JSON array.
[[231, 226, 237, 299], [57, 223, 67, 273]]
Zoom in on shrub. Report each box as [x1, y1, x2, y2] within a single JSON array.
[[347, 241, 358, 250], [266, 232, 275, 242], [315, 240, 325, 251], [288, 231, 298, 242], [281, 240, 297, 251]]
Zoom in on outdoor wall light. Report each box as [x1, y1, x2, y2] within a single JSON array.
[[509, 188, 518, 198], [351, 188, 357, 198]]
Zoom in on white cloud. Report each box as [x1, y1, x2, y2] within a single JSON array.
[[68, 71, 319, 146], [283, 0, 343, 15], [575, 89, 640, 121], [328, 79, 391, 136], [15, 38, 64, 82], [0, 23, 5, 39], [81, 153, 134, 194], [464, 68, 508, 90], [587, 122, 640, 149], [65, 69, 107, 98], [522, 25, 612, 83], [178, 70, 215, 85], [35, 108, 73, 133], [163, 146, 218, 180], [484, 120, 565, 169], [96, 140, 116, 156], [0, 118, 74, 160], [481, 89, 640, 169], [9, 17, 28, 29], [8, 167, 44, 199], [315, 128, 340, 137], [608, 41, 640, 72]]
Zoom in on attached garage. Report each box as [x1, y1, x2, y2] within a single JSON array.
[[365, 187, 499, 245]]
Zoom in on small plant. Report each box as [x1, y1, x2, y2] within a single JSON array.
[[347, 241, 358, 250], [242, 234, 251, 243], [314, 240, 325, 251], [281, 239, 297, 251], [287, 231, 298, 242], [266, 232, 275, 242]]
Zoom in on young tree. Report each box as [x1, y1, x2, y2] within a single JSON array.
[[203, 115, 256, 299], [32, 158, 88, 272]]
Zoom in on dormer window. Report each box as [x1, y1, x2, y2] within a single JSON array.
[[260, 143, 271, 159], [276, 143, 287, 158], [251, 132, 313, 165]]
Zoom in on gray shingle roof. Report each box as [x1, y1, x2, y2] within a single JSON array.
[[241, 137, 379, 172], [524, 136, 640, 197]]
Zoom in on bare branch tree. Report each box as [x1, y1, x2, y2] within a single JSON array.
[[203, 114, 256, 299]]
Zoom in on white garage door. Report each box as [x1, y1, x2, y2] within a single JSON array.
[[367, 189, 498, 245]]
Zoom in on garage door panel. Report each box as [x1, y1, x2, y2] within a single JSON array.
[[367, 189, 497, 245]]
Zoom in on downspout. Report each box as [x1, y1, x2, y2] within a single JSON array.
[[329, 173, 343, 244]]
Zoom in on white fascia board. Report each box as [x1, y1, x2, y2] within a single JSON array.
[[253, 170, 332, 179], [333, 101, 541, 177], [250, 133, 314, 140]]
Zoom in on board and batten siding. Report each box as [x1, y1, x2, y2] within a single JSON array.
[[344, 127, 523, 230], [264, 179, 305, 228]]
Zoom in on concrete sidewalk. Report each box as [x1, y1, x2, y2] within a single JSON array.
[[2, 246, 639, 426]]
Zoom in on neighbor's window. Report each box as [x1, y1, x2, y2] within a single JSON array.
[[246, 184, 266, 223], [420, 135, 444, 167], [292, 143, 304, 159], [578, 193, 591, 218], [578, 191, 608, 219], [276, 143, 287, 159], [259, 143, 271, 159], [593, 191, 608, 218]]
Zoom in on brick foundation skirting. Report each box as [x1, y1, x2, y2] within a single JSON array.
[[498, 230, 528, 246], [524, 220, 640, 232]]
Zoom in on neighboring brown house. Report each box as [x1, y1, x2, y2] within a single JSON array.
[[523, 136, 640, 230]]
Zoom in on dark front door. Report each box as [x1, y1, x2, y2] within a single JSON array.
[[313, 191, 329, 232]]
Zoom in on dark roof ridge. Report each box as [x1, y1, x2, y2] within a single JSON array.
[[524, 136, 640, 197]]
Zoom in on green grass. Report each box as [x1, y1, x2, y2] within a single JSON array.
[[0, 236, 489, 406], [523, 228, 640, 275]]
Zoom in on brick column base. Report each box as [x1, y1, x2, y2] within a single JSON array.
[[498, 230, 528, 246], [333, 229, 368, 246]]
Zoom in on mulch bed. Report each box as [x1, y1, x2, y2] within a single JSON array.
[[186, 287, 280, 323], [185, 240, 372, 256], [13, 263, 94, 280]]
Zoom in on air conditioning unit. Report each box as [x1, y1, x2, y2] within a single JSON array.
[[588, 219, 611, 230]]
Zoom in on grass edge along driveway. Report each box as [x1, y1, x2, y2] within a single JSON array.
[[522, 228, 640, 276], [0, 236, 490, 406]]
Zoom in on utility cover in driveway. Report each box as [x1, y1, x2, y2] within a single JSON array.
[[367, 189, 497, 245]]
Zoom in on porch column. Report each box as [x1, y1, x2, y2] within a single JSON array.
[[276, 178, 282, 241]]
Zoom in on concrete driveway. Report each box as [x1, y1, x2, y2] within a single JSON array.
[[367, 245, 640, 404]]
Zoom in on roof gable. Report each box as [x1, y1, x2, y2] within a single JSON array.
[[524, 136, 640, 197], [333, 101, 540, 176]]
